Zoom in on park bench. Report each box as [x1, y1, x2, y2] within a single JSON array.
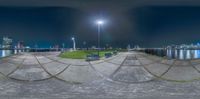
[[113, 51, 118, 55], [86, 54, 100, 61], [105, 53, 112, 58]]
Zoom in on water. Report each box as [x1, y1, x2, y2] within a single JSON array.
[[167, 49, 200, 60], [142, 49, 200, 60], [0, 49, 59, 58], [0, 50, 13, 57]]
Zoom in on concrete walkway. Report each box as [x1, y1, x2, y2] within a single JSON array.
[[0, 51, 200, 98]]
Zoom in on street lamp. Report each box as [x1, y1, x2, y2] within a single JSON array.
[[96, 20, 104, 56], [62, 43, 65, 52], [71, 37, 76, 51]]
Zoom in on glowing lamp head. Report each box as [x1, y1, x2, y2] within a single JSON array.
[[71, 37, 75, 41], [96, 20, 104, 25]]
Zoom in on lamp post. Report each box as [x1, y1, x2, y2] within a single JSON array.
[[96, 20, 104, 56], [83, 41, 86, 49], [62, 43, 65, 52], [72, 37, 76, 51]]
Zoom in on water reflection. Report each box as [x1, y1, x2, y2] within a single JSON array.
[[0, 50, 13, 57], [143, 49, 200, 60], [166, 49, 200, 60]]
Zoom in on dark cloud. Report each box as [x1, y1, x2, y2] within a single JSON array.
[[134, 6, 200, 47], [0, 7, 79, 48], [0, 0, 200, 48]]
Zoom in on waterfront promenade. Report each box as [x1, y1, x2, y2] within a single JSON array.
[[0, 51, 200, 99]]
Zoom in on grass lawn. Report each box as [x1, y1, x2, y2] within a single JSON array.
[[59, 50, 114, 59]]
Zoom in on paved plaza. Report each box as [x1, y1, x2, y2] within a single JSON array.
[[1, 51, 200, 98]]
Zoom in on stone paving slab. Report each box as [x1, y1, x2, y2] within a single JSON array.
[[0, 58, 9, 63], [4, 51, 200, 83], [23, 58, 38, 65], [0, 52, 200, 98], [138, 58, 154, 65], [92, 62, 120, 77], [174, 60, 191, 66], [160, 59, 174, 65], [107, 55, 127, 65], [123, 59, 141, 66], [43, 62, 68, 75], [112, 66, 154, 82], [0, 79, 200, 99], [162, 66, 200, 81], [144, 63, 170, 77], [56, 65, 102, 83], [89, 59, 105, 65], [35, 56, 53, 64], [15, 54, 27, 59], [6, 58, 24, 64], [45, 56, 61, 61], [0, 62, 17, 75], [145, 55, 164, 62], [190, 59, 200, 65], [193, 64, 200, 71], [1, 56, 24, 64], [8, 64, 50, 81]]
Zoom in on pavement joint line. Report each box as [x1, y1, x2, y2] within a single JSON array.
[[88, 61, 125, 84], [0, 53, 70, 82], [134, 53, 168, 65], [3, 61, 55, 67], [137, 53, 200, 82], [3, 52, 85, 83], [136, 53, 173, 77], [35, 52, 89, 84], [170, 60, 199, 67], [2, 51, 200, 83], [137, 55, 169, 81], [0, 54, 52, 82], [134, 55, 156, 81], [88, 60, 143, 84], [6, 54, 53, 82], [121, 64, 142, 67], [0, 55, 25, 65], [109, 55, 128, 79], [104, 61, 124, 65], [6, 54, 27, 77], [188, 60, 200, 73], [159, 59, 176, 77], [22, 57, 55, 66], [108, 54, 155, 83], [139, 53, 176, 66], [8, 75, 53, 82], [34, 54, 72, 82], [140, 52, 200, 75], [137, 53, 176, 77]]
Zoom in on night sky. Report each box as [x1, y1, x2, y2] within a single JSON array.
[[0, 0, 200, 48]]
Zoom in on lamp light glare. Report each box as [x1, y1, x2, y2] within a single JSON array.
[[97, 20, 104, 25], [72, 37, 75, 40]]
